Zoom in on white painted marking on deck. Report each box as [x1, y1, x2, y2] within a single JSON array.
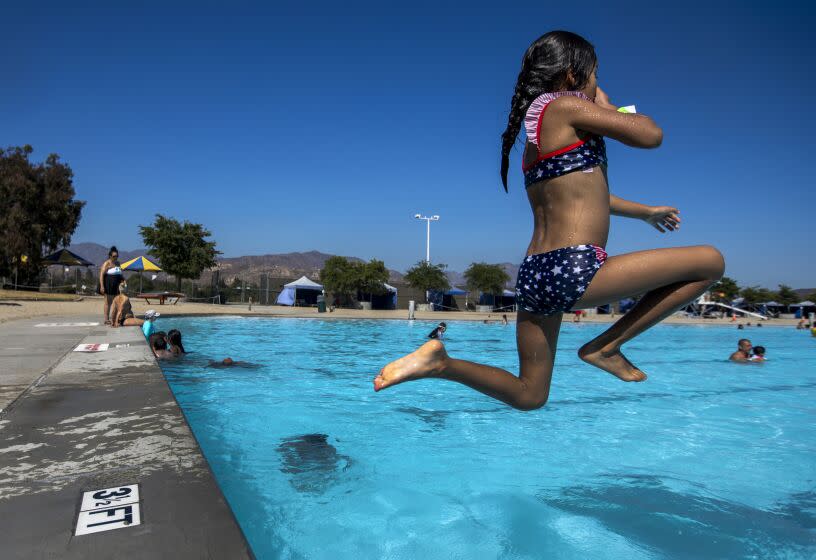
[[75, 484, 141, 536], [35, 322, 100, 327], [73, 343, 109, 352], [80, 484, 139, 511], [75, 503, 141, 535]]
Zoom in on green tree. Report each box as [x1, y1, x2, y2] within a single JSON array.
[[320, 256, 358, 306], [0, 146, 85, 285], [710, 276, 739, 302], [740, 286, 773, 305], [139, 214, 220, 292], [320, 257, 389, 305], [776, 284, 798, 305], [404, 261, 450, 302], [464, 263, 510, 299], [357, 259, 389, 302]]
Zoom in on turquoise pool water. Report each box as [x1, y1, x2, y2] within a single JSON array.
[[161, 318, 816, 559]]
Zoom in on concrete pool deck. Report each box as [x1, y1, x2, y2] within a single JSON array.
[[0, 316, 252, 559]]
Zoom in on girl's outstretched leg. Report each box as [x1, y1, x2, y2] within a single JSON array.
[[374, 312, 562, 410], [572, 245, 724, 381]]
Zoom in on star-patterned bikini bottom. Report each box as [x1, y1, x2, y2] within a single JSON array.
[[515, 244, 608, 316]]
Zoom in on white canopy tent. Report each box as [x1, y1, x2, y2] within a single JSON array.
[[276, 276, 324, 306]]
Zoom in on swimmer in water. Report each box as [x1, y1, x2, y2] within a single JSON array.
[[149, 331, 174, 360], [428, 322, 447, 339], [167, 329, 186, 355], [750, 346, 766, 362], [208, 357, 258, 368], [729, 339, 752, 362], [375, 31, 724, 409]]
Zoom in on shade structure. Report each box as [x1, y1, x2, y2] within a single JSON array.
[[41, 248, 94, 267], [276, 276, 324, 306], [762, 301, 781, 306], [445, 286, 468, 296], [121, 256, 162, 272], [383, 283, 398, 309], [791, 301, 815, 307], [121, 256, 162, 293]]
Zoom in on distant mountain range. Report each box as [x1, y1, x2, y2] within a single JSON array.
[[61, 243, 814, 295], [66, 243, 409, 284], [67, 242, 519, 287]]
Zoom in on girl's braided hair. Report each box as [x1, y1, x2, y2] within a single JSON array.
[[500, 31, 597, 192]]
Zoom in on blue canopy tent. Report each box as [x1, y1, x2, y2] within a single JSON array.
[[619, 298, 637, 314], [385, 283, 398, 309], [276, 276, 323, 306], [480, 289, 516, 310], [370, 283, 398, 310], [429, 286, 469, 310], [791, 301, 815, 319]]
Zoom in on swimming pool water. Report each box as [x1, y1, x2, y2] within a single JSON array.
[[161, 318, 816, 559]]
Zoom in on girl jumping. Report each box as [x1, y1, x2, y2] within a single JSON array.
[[374, 31, 724, 409]]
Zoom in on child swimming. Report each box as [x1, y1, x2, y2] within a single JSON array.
[[374, 31, 724, 409]]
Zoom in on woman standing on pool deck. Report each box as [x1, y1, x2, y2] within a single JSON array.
[[99, 246, 123, 326], [374, 31, 724, 409]]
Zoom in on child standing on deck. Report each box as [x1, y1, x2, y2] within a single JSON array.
[[374, 31, 724, 409]]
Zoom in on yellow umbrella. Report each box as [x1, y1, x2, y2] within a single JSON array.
[[121, 256, 162, 292]]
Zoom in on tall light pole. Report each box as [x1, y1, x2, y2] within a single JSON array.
[[414, 214, 440, 262]]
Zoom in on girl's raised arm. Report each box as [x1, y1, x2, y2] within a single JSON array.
[[549, 89, 663, 149]]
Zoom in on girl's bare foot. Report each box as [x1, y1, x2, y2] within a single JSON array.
[[578, 341, 647, 382], [374, 339, 448, 392]]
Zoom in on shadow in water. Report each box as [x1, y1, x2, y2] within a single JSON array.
[[277, 433, 351, 494], [537, 474, 816, 559], [395, 406, 510, 431]]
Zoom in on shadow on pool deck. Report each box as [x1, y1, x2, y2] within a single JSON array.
[[0, 316, 253, 559]]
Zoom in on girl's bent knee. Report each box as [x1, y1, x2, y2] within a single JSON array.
[[513, 393, 549, 411], [697, 245, 725, 280]]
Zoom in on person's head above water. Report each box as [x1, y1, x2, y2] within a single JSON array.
[[439, 322, 447, 331], [753, 346, 766, 356], [738, 339, 752, 353], [222, 357, 234, 365], [500, 30, 598, 191], [149, 331, 168, 351], [167, 329, 185, 353]]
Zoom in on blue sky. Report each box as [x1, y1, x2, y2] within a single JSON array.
[[2, 1, 814, 287]]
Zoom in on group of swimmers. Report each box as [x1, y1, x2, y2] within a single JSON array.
[[145, 325, 253, 367], [729, 339, 766, 363], [147, 329, 185, 359]]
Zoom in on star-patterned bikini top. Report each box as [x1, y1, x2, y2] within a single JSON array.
[[522, 91, 607, 188]]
